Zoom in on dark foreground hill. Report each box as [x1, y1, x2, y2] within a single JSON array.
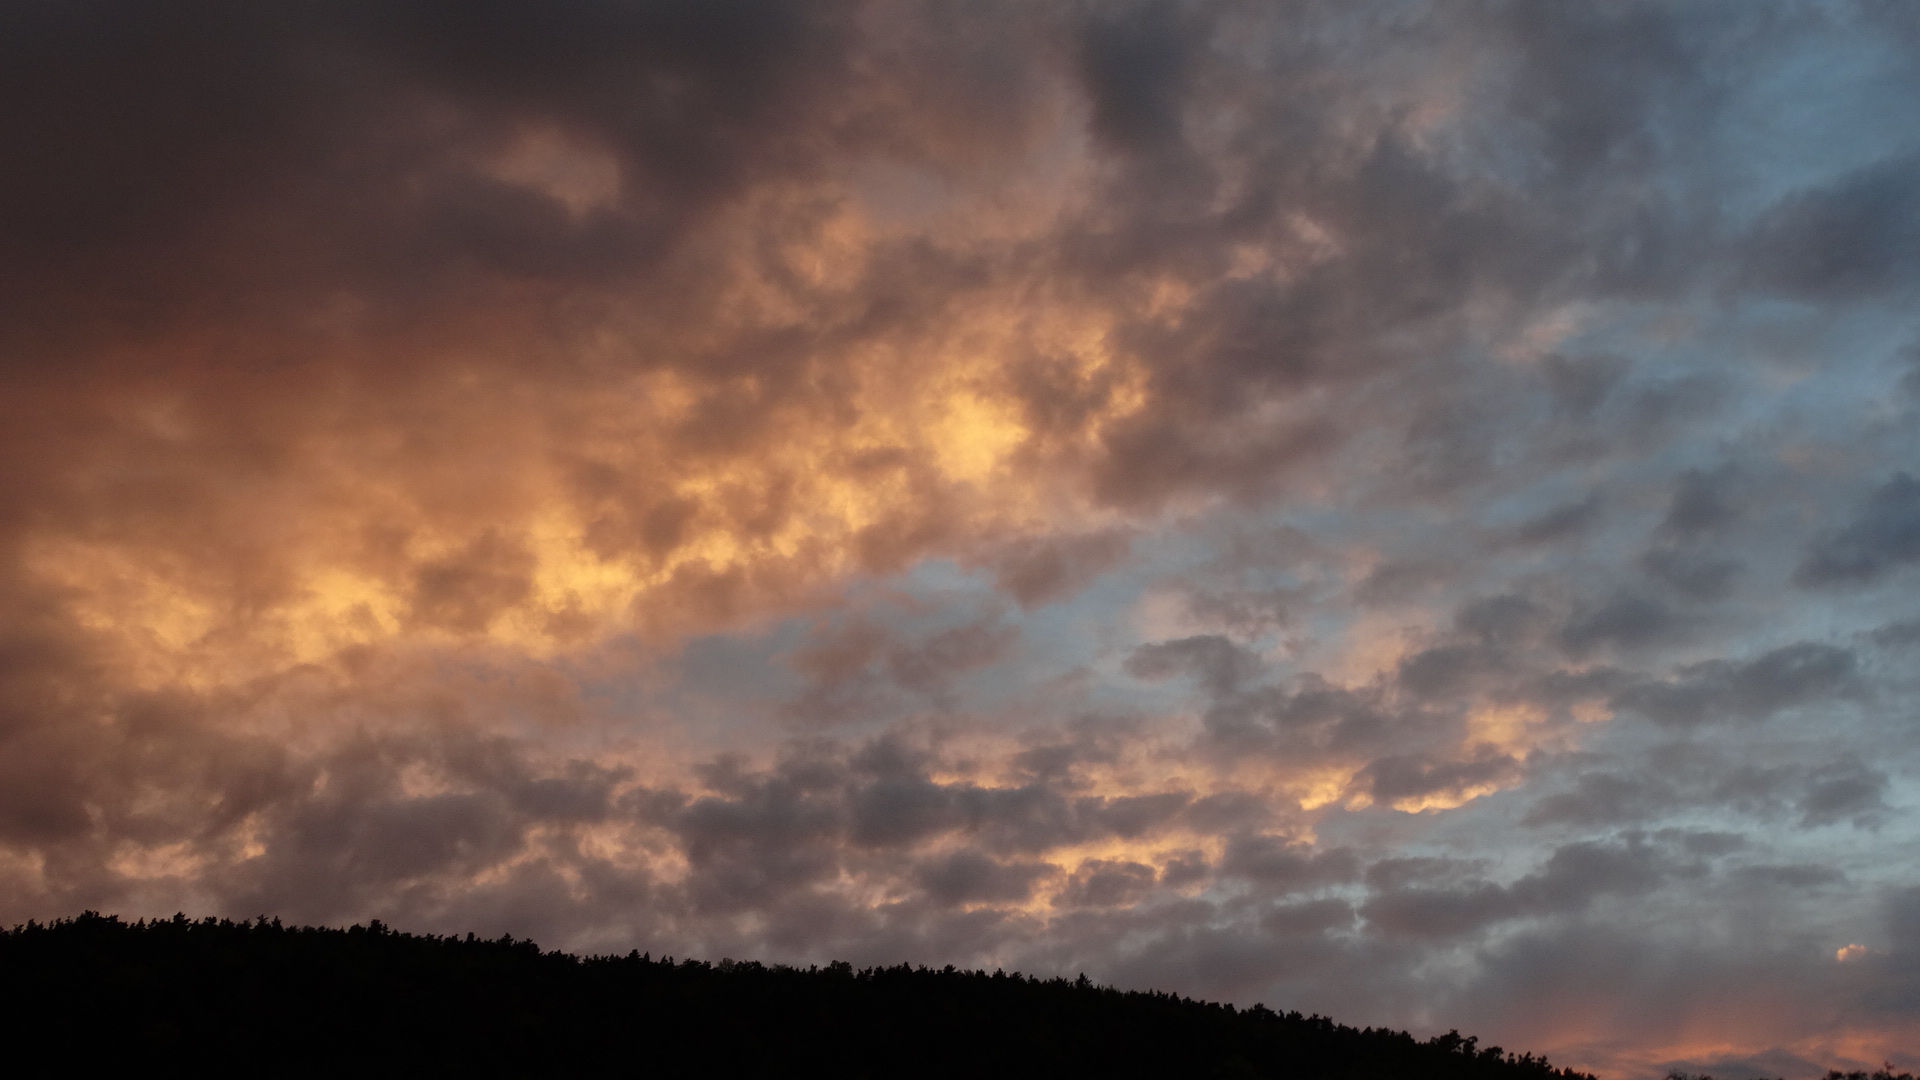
[[2, 913, 1591, 1079]]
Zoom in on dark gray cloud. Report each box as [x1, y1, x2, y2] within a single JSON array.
[[1126, 635, 1263, 696], [1357, 751, 1523, 808], [1729, 863, 1846, 890], [1505, 493, 1607, 548], [1457, 594, 1551, 649], [1523, 770, 1677, 829], [1076, 1, 1199, 155], [0, 0, 862, 361], [916, 851, 1054, 906], [1869, 618, 1920, 649], [1796, 473, 1920, 587], [1634, 466, 1747, 601], [1796, 758, 1890, 829], [1543, 353, 1632, 419], [1611, 643, 1857, 726], [1658, 466, 1743, 539], [974, 530, 1132, 609], [1220, 835, 1359, 892], [1560, 591, 1685, 656], [1056, 858, 1158, 908], [1523, 750, 1887, 831], [784, 607, 1020, 724], [1746, 154, 1920, 300], [1638, 546, 1742, 603], [1360, 838, 1670, 940]]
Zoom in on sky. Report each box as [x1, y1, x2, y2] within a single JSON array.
[[2, 2, 1918, 1076]]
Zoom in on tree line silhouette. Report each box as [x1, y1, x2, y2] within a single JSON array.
[[3, 911, 1602, 1077]]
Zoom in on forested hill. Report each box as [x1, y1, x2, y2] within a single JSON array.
[[3, 913, 1588, 1079]]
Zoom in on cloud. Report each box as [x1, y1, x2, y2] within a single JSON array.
[[916, 851, 1055, 907], [1126, 635, 1263, 696], [1796, 758, 1890, 829], [1796, 474, 1920, 587], [1560, 592, 1685, 656], [1523, 771, 1678, 829], [1365, 838, 1673, 940], [1075, 2, 1199, 155], [1356, 751, 1524, 811], [1611, 643, 1858, 726], [1657, 466, 1744, 538], [1523, 750, 1887, 831], [2, 2, 1919, 1075], [1870, 618, 1920, 649], [783, 604, 1020, 725], [975, 530, 1133, 609], [1056, 858, 1158, 908], [1637, 546, 1742, 603], [1745, 155, 1920, 300], [1220, 836, 1359, 893]]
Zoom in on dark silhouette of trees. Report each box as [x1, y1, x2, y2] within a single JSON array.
[[1, 911, 1598, 1078]]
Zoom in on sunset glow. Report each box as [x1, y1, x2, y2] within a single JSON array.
[[2, 3, 1918, 1077]]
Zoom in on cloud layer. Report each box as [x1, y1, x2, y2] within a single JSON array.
[[3, 2, 1919, 1076]]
